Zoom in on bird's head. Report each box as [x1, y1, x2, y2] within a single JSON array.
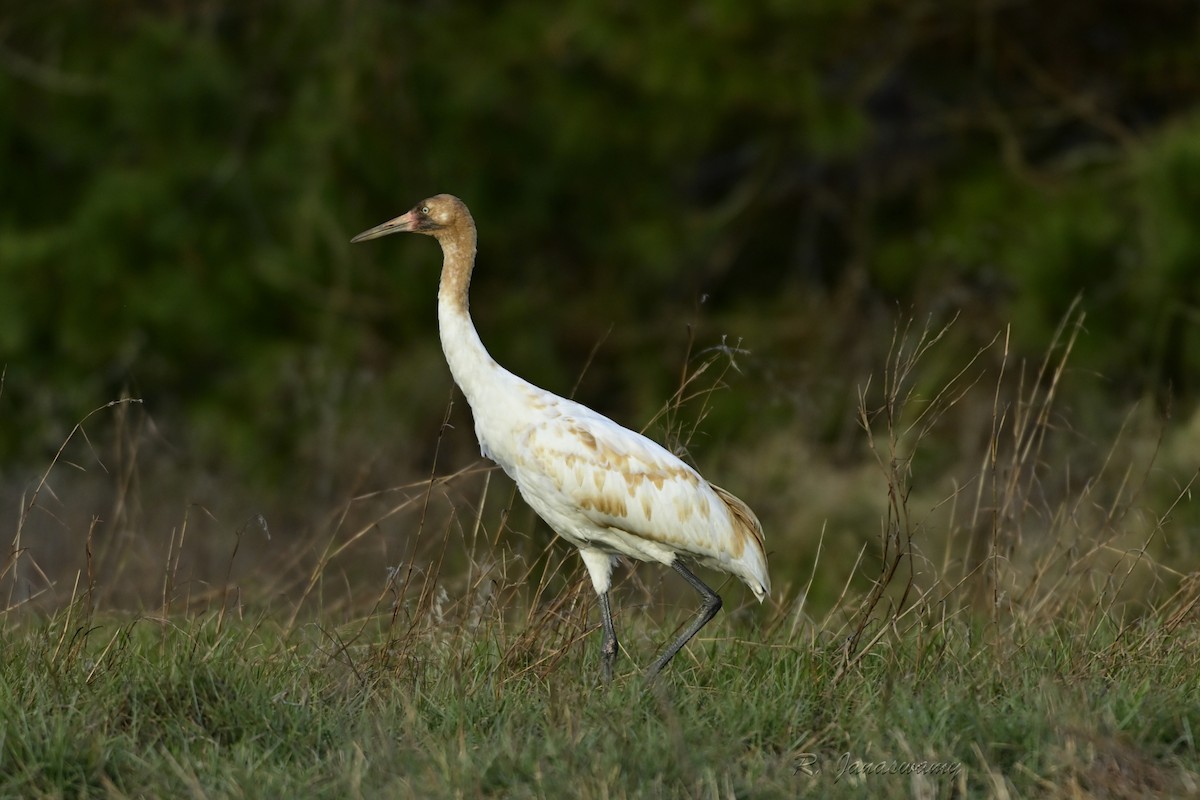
[[351, 194, 470, 243]]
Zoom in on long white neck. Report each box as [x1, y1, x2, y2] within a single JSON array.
[[434, 226, 506, 409]]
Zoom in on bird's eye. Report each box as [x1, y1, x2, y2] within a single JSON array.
[[421, 206, 430, 215]]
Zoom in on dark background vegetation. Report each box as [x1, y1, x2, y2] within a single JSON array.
[[4, 0, 1200, 612]]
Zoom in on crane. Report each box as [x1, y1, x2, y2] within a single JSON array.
[[352, 195, 770, 680]]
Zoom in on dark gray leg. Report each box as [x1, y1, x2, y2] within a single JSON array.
[[647, 561, 722, 678], [599, 591, 620, 683]]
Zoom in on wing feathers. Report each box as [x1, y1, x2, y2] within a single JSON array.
[[519, 413, 741, 560], [710, 483, 766, 558]]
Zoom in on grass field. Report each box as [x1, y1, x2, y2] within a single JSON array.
[[2, 592, 1198, 798], [5, 316, 1200, 798]]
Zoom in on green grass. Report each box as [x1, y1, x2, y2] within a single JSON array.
[[2, 599, 1198, 799]]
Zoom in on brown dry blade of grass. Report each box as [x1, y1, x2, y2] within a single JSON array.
[[568, 323, 614, 401], [4, 396, 143, 615], [45, 566, 140, 683], [1083, 431, 1183, 627], [503, 576, 593, 682], [138, 503, 259, 618], [1155, 566, 1200, 638], [905, 299, 1183, 645], [642, 328, 749, 461], [96, 390, 145, 585], [286, 466, 480, 623], [989, 398, 1156, 627], [1083, 471, 1200, 666], [972, 299, 1086, 619], [300, 393, 569, 677], [389, 391, 459, 631], [768, 521, 825, 644], [211, 512, 274, 638], [835, 314, 994, 681], [160, 506, 192, 620], [991, 302, 1168, 637], [330, 480, 586, 687], [84, 515, 99, 618], [282, 390, 483, 634]]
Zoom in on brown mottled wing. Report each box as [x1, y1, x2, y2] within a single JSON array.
[[515, 411, 739, 558]]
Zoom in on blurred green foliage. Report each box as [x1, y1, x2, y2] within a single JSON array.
[[3, 1, 1200, 491]]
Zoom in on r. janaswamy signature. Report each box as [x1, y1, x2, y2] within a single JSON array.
[[793, 752, 963, 782]]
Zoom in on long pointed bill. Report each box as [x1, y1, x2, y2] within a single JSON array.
[[351, 210, 418, 243]]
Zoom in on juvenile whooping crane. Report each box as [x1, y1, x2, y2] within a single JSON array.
[[352, 195, 770, 680]]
